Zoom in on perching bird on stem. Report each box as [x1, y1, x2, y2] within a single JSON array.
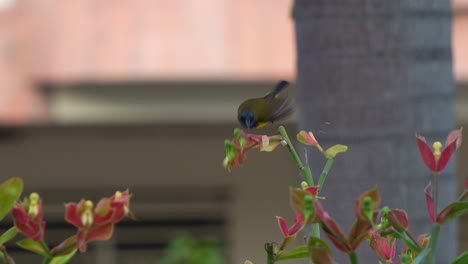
[[237, 80, 293, 129]]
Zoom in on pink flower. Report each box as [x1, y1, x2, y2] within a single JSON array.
[[416, 128, 462, 172], [11, 193, 45, 241], [65, 191, 132, 252]]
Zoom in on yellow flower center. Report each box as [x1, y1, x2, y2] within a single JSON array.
[[433, 141, 442, 159], [28, 192, 40, 218], [81, 200, 94, 227], [115, 191, 122, 198]]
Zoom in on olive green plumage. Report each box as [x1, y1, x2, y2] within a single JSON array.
[[237, 80, 293, 129]]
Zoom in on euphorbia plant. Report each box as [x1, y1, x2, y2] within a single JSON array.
[[224, 127, 468, 264], [0, 177, 133, 264]]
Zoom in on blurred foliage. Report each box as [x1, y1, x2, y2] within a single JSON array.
[[159, 232, 225, 264]]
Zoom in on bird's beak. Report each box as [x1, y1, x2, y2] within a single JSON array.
[[245, 119, 252, 130]]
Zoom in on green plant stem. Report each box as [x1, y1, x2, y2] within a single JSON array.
[[457, 190, 468, 201], [427, 224, 440, 264], [278, 126, 320, 241], [433, 173, 439, 216], [318, 159, 334, 192], [265, 243, 275, 264], [403, 230, 422, 253], [348, 252, 359, 264], [278, 126, 314, 186], [0, 245, 15, 264]]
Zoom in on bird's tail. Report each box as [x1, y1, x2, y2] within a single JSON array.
[[264, 80, 289, 101]]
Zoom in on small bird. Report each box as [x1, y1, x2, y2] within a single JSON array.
[[237, 80, 293, 129]]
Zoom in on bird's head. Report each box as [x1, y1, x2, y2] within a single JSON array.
[[238, 110, 258, 130]]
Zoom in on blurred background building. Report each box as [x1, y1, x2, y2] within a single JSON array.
[[0, 0, 466, 263]]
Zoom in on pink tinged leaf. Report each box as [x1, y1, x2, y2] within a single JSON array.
[[289, 188, 308, 216], [424, 183, 436, 222], [86, 223, 114, 243], [289, 213, 305, 236], [416, 135, 437, 171], [51, 236, 77, 256], [355, 187, 380, 221], [436, 201, 468, 224], [64, 203, 83, 228], [436, 139, 457, 172], [277, 216, 289, 237], [348, 218, 373, 250], [305, 186, 319, 196], [297, 131, 318, 146], [315, 202, 350, 252], [308, 236, 334, 264], [417, 234, 430, 248], [387, 209, 409, 231], [11, 206, 29, 223], [11, 207, 44, 241], [95, 198, 111, 216], [370, 233, 396, 261], [260, 135, 281, 152], [445, 128, 463, 149]]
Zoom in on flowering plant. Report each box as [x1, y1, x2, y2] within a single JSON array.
[[0, 178, 133, 264], [224, 127, 468, 264]]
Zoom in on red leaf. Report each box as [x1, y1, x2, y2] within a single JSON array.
[[424, 183, 436, 222], [416, 136, 437, 171], [64, 203, 83, 228], [348, 219, 372, 250], [445, 128, 462, 149], [308, 236, 334, 264], [370, 231, 396, 261], [437, 139, 457, 172], [277, 216, 289, 237], [387, 209, 409, 231], [315, 201, 351, 252]]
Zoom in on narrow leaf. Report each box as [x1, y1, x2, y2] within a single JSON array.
[[437, 201, 468, 224], [0, 227, 18, 244], [17, 239, 51, 258], [0, 178, 23, 221], [43, 249, 77, 264], [275, 245, 309, 261]]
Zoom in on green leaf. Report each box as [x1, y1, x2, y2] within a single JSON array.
[[437, 201, 468, 224], [412, 247, 431, 264], [275, 245, 309, 261], [451, 251, 468, 264], [325, 144, 348, 158], [308, 236, 333, 264], [42, 249, 77, 264], [17, 239, 51, 258], [0, 227, 18, 244], [0, 178, 23, 221]]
